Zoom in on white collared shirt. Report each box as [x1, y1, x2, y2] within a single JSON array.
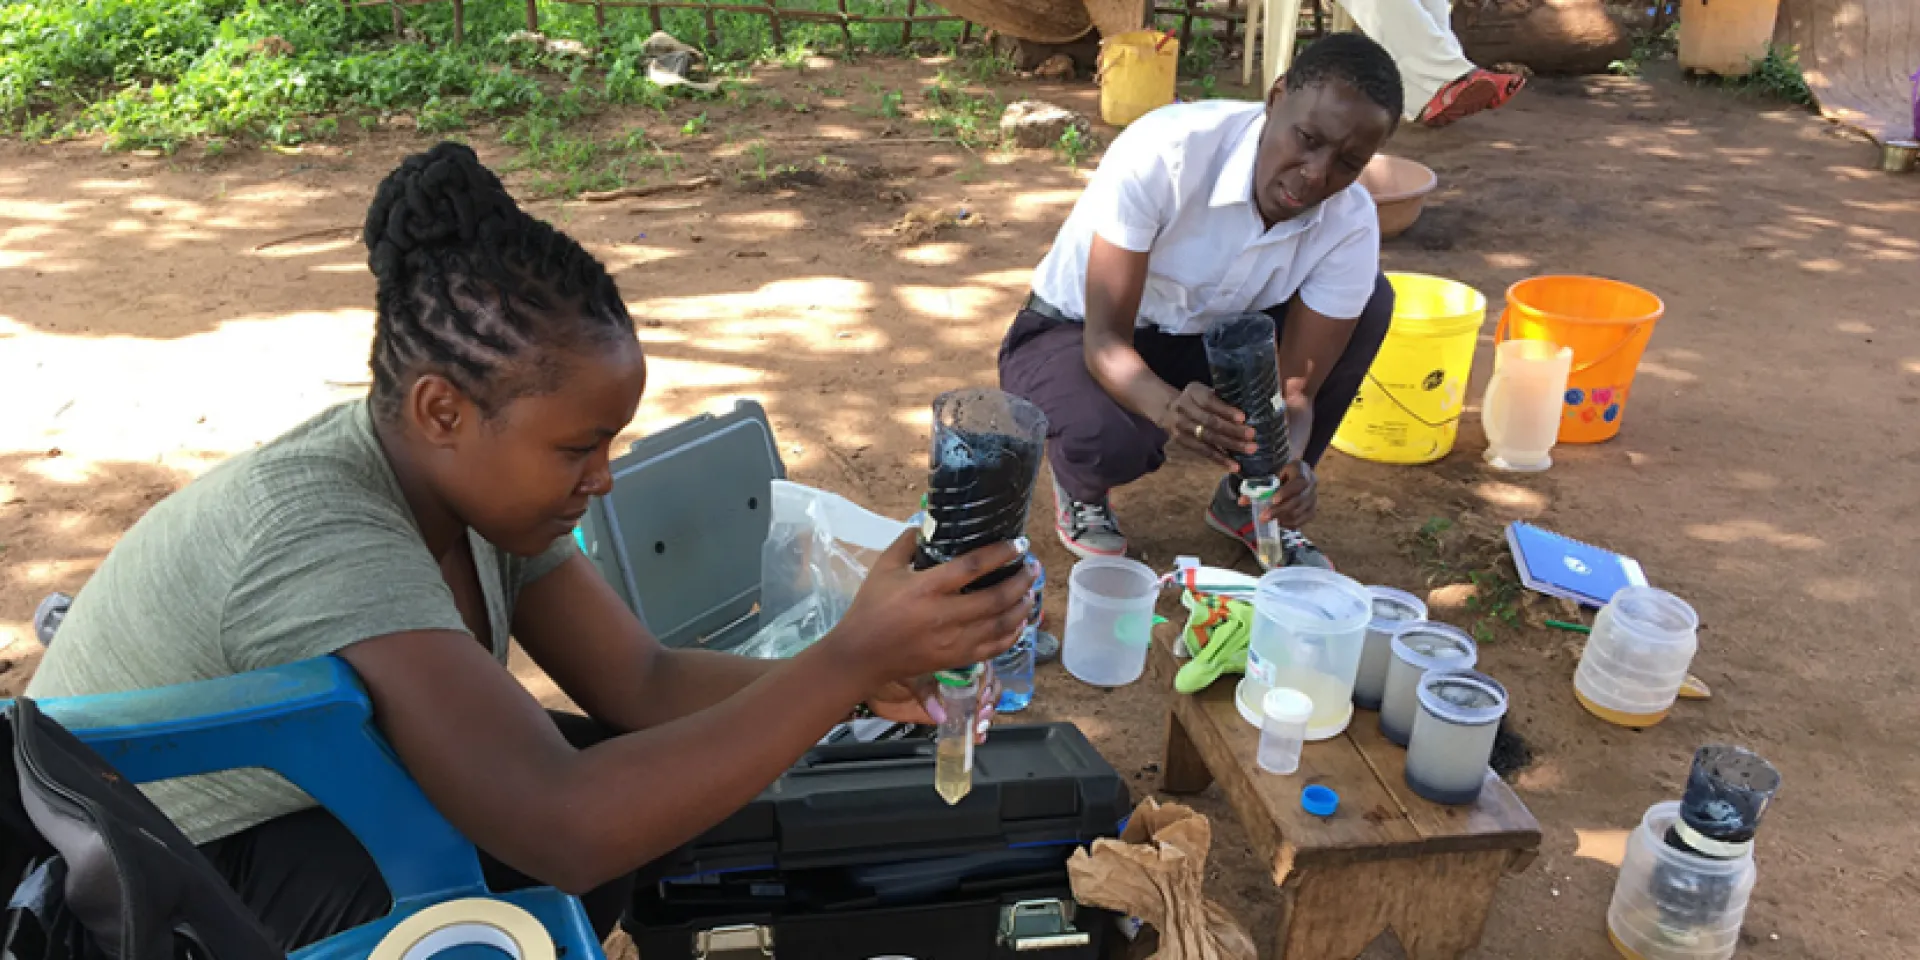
[[1030, 100, 1380, 336]]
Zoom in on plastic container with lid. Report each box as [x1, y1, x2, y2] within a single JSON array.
[[1234, 568, 1373, 740], [1607, 801, 1757, 960], [1404, 670, 1508, 805], [1256, 687, 1315, 775], [1061, 556, 1159, 688], [1380, 622, 1478, 746], [1574, 586, 1700, 728], [1355, 586, 1427, 710]]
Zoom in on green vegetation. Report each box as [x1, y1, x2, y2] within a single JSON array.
[[1053, 124, 1094, 167], [1727, 45, 1813, 106], [918, 70, 1001, 147], [1403, 516, 1525, 645], [0, 0, 975, 150]]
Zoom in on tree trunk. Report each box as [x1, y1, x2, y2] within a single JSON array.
[[1451, 0, 1633, 75]]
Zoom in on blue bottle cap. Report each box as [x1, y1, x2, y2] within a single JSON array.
[[1301, 784, 1339, 817]]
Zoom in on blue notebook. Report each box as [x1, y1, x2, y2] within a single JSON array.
[[1506, 522, 1648, 608]]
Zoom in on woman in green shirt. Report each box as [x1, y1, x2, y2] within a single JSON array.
[[26, 142, 1032, 948]]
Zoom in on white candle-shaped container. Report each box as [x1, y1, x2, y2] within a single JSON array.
[[1404, 670, 1508, 805], [1379, 622, 1477, 746], [1482, 338, 1574, 472], [1355, 586, 1427, 710], [1607, 801, 1757, 960]]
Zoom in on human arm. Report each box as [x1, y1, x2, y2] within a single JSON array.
[[338, 533, 1033, 893], [1082, 236, 1255, 470]]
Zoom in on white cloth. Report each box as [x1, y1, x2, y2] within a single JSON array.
[[1030, 101, 1380, 335], [1337, 0, 1475, 119]]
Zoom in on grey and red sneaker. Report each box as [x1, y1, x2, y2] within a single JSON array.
[[1052, 476, 1128, 560], [1203, 475, 1333, 570]]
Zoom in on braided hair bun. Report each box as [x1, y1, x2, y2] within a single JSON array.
[[361, 142, 635, 420]]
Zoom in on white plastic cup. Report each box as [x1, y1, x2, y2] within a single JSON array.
[[1574, 586, 1700, 728], [1356, 586, 1427, 710], [1380, 622, 1478, 746], [1607, 801, 1756, 960], [1061, 557, 1159, 687], [1257, 687, 1315, 775]]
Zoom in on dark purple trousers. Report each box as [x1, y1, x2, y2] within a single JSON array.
[[997, 273, 1394, 503]]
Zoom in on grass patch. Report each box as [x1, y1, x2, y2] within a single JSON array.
[[1401, 515, 1534, 645], [1724, 45, 1813, 105]]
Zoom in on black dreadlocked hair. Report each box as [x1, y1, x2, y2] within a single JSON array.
[[362, 141, 635, 422], [1280, 32, 1404, 128]]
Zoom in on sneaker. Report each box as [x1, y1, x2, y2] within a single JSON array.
[[33, 592, 72, 646], [1203, 476, 1333, 570], [1052, 476, 1128, 559]]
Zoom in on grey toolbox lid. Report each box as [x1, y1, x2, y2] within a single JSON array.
[[576, 399, 786, 651]]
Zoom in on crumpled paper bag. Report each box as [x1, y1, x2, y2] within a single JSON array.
[[1067, 798, 1256, 960]]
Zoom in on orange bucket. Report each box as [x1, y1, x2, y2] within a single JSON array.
[[1495, 276, 1665, 444]]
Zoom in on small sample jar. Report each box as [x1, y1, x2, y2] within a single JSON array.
[[1574, 585, 1699, 728], [1379, 622, 1477, 746], [1355, 586, 1427, 710], [1257, 687, 1315, 775], [1404, 670, 1508, 805]]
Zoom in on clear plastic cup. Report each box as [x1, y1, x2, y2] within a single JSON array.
[[1574, 586, 1699, 728], [1356, 586, 1427, 710], [1380, 622, 1478, 746], [1607, 801, 1756, 960], [1257, 687, 1315, 775], [1061, 557, 1159, 687], [1405, 669, 1508, 805]]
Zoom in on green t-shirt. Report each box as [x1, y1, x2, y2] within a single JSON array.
[[26, 400, 575, 844]]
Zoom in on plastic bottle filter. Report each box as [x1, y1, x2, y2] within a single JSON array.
[[1355, 586, 1427, 710], [1061, 556, 1159, 688], [1202, 312, 1292, 479], [1481, 338, 1574, 472], [1257, 687, 1315, 775], [1380, 622, 1477, 746], [1404, 670, 1508, 805], [914, 388, 1048, 592], [1574, 586, 1700, 728], [1234, 568, 1372, 740], [1607, 801, 1757, 960]]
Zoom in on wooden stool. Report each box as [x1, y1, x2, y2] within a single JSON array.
[[1152, 637, 1540, 959]]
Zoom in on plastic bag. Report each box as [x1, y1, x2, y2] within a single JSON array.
[[736, 480, 909, 659]]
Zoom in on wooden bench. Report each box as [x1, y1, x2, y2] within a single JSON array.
[[1151, 636, 1541, 960]]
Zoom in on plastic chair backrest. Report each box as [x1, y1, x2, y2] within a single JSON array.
[[27, 658, 600, 960], [576, 399, 786, 651]]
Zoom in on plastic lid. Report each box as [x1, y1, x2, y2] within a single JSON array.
[[1390, 622, 1478, 672], [1416, 669, 1509, 726], [1301, 784, 1339, 817], [1607, 586, 1699, 639], [1261, 687, 1315, 725], [1365, 585, 1427, 630], [1254, 568, 1372, 635]]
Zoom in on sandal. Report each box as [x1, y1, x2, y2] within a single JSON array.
[[1419, 68, 1527, 128]]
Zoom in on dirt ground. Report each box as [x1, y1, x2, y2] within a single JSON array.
[[3, 53, 1917, 959]]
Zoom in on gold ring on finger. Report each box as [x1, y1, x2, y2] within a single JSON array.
[[1194, 423, 1206, 441]]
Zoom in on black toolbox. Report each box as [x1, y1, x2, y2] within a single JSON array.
[[624, 723, 1131, 960]]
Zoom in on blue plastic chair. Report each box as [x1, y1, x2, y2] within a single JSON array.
[[24, 656, 602, 960]]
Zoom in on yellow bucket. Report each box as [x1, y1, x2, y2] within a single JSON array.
[[1098, 30, 1178, 127], [1331, 273, 1487, 465]]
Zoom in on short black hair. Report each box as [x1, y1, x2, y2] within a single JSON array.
[[1281, 32, 1404, 126], [362, 142, 635, 421]]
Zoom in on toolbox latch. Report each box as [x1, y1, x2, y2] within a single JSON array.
[[998, 899, 1092, 952], [694, 924, 774, 959]]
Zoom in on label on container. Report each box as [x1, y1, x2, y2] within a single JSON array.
[[963, 732, 975, 773], [1247, 647, 1277, 688]]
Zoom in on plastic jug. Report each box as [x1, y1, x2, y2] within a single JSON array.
[[1482, 338, 1574, 472], [1574, 586, 1699, 728], [1061, 557, 1159, 687], [1097, 30, 1178, 127], [1234, 568, 1372, 740], [1607, 801, 1757, 960]]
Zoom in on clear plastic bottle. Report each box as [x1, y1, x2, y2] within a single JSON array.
[[934, 665, 983, 805]]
